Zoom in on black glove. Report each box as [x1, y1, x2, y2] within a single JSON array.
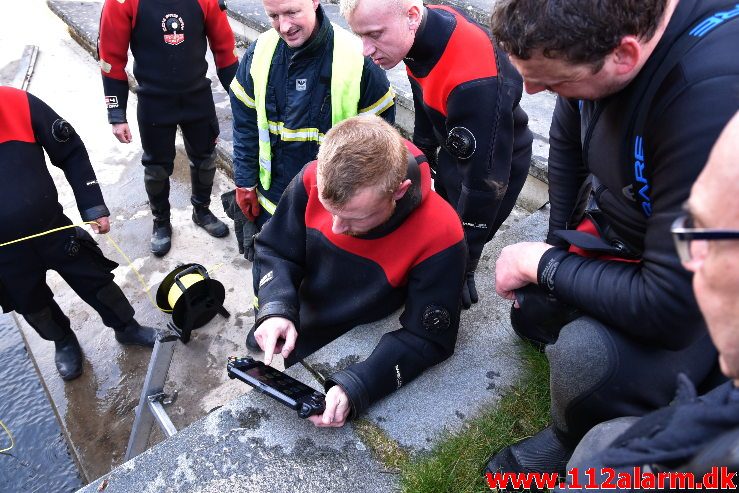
[[221, 190, 259, 261], [240, 218, 258, 262], [461, 259, 479, 309]]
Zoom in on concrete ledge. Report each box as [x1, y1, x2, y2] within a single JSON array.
[[78, 361, 398, 493]]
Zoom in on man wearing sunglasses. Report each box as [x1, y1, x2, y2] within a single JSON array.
[[552, 112, 739, 490]]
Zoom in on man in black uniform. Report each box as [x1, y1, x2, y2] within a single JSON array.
[[0, 87, 157, 381], [342, 0, 533, 309], [486, 0, 739, 477], [252, 115, 467, 427], [552, 113, 739, 491], [98, 0, 239, 256]]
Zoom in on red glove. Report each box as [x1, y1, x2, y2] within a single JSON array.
[[235, 187, 261, 222]]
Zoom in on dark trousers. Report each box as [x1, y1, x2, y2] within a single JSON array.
[[513, 299, 724, 446], [137, 92, 220, 221], [0, 216, 135, 340]]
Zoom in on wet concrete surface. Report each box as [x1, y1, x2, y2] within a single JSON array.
[[2, 0, 259, 483]]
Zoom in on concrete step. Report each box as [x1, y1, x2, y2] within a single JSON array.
[[47, 0, 553, 198]]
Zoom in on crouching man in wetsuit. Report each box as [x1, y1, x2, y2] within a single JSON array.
[[341, 0, 533, 309], [485, 0, 739, 479], [251, 115, 467, 426], [0, 87, 157, 381], [550, 112, 739, 492]]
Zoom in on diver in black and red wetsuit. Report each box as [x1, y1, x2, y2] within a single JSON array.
[[343, 0, 533, 309], [0, 86, 157, 381], [98, 0, 239, 256], [250, 115, 467, 428]]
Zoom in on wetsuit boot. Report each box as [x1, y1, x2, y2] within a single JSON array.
[[190, 156, 228, 238], [144, 165, 172, 256], [114, 319, 158, 347], [54, 332, 84, 381], [192, 204, 228, 237], [150, 219, 172, 257], [23, 304, 83, 380]]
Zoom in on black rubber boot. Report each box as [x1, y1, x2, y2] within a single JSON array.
[[192, 205, 229, 238], [114, 319, 158, 347], [246, 323, 260, 351], [151, 220, 172, 257], [484, 426, 573, 489], [54, 332, 83, 381]]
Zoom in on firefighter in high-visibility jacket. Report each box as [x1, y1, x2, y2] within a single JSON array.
[[229, 0, 395, 250]]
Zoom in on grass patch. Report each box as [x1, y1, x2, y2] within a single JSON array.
[[399, 342, 551, 493]]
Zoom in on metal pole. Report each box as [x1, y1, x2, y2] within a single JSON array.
[[124, 331, 179, 461]]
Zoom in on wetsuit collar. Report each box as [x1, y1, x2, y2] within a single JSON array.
[[404, 6, 452, 73], [605, 0, 695, 108], [357, 154, 423, 240]]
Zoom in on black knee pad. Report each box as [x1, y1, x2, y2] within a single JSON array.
[[546, 317, 615, 437], [144, 165, 171, 192], [23, 302, 72, 341]]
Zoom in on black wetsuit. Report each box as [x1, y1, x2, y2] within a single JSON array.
[[405, 5, 533, 265], [557, 378, 739, 492], [253, 142, 467, 417], [0, 87, 135, 340], [516, 0, 739, 444], [98, 0, 238, 219]]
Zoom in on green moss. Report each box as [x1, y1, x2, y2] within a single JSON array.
[[353, 418, 411, 472]]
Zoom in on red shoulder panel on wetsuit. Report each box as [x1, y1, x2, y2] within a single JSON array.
[[302, 160, 463, 287], [407, 5, 498, 117], [98, 0, 139, 81], [0, 87, 35, 145]]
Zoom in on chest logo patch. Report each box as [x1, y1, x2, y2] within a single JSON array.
[[296, 79, 307, 91], [162, 14, 185, 46]]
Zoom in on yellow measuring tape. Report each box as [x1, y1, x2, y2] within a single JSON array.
[[0, 221, 225, 313], [0, 419, 14, 453]]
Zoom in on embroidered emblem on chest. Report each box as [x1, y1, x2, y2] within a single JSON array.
[[162, 13, 185, 46]]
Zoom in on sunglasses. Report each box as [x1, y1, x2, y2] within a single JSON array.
[[671, 214, 739, 263]]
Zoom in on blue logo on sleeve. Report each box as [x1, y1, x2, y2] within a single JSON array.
[[634, 136, 652, 217]]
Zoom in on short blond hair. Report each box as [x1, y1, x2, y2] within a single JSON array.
[[340, 0, 408, 18], [317, 115, 407, 207]]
